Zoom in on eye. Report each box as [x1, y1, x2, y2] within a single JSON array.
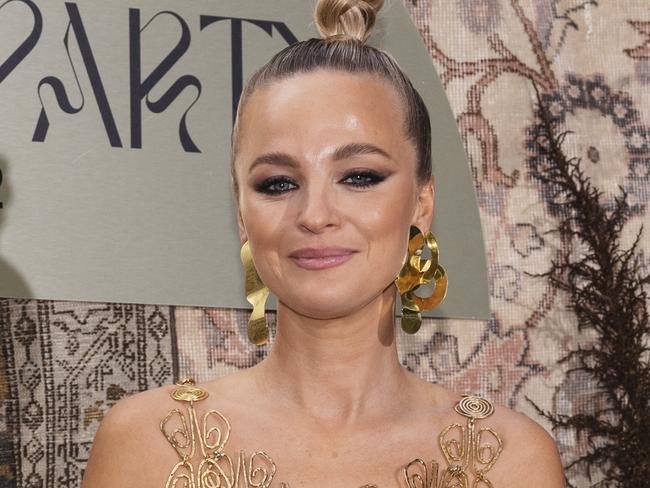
[[255, 176, 297, 195], [342, 170, 386, 188]]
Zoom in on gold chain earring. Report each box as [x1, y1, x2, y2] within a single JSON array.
[[394, 225, 448, 334], [240, 240, 270, 345]]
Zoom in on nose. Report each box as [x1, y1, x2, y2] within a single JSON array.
[[295, 182, 340, 234]]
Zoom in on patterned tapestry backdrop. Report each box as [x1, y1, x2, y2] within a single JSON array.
[[1, 1, 649, 487]]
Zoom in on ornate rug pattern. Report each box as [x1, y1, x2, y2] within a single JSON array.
[[0, 300, 175, 487], [1, 1, 649, 487]]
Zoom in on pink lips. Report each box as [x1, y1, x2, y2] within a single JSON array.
[[288, 247, 357, 270]]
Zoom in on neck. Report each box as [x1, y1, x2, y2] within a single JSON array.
[[253, 285, 410, 426]]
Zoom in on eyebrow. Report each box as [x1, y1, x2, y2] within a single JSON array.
[[333, 142, 392, 161], [248, 142, 393, 172]]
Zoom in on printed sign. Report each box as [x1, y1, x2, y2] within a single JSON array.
[[0, 0, 489, 319]]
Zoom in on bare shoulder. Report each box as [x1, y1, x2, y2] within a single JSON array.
[[472, 398, 566, 487], [81, 370, 258, 488], [81, 383, 181, 488], [92, 382, 180, 439], [415, 379, 565, 487]]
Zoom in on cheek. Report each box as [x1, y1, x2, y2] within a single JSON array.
[[238, 198, 286, 277], [351, 188, 415, 274]]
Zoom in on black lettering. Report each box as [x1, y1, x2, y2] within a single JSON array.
[[0, 0, 42, 84], [32, 2, 122, 147], [129, 9, 201, 152], [199, 15, 298, 124]]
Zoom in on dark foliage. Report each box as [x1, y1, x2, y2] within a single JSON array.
[[526, 83, 650, 487]]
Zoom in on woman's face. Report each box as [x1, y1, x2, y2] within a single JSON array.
[[234, 70, 433, 319]]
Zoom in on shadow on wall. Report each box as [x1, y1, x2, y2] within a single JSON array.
[[0, 155, 32, 298]]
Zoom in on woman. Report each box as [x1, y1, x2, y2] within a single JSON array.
[[82, 0, 565, 486]]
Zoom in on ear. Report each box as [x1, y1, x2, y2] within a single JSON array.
[[412, 177, 434, 232]]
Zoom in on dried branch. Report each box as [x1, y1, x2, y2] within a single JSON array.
[[526, 82, 650, 487]]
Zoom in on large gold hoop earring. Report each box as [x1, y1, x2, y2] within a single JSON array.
[[240, 240, 270, 345], [394, 225, 448, 334]]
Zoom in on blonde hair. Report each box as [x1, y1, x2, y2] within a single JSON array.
[[231, 0, 431, 196], [315, 0, 384, 42]]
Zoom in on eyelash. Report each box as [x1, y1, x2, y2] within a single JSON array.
[[343, 171, 386, 188], [254, 176, 296, 195], [255, 171, 386, 195]]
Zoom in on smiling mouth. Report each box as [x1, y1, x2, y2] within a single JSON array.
[[288, 248, 358, 270]]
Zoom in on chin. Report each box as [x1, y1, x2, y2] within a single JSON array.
[[276, 291, 353, 320], [276, 284, 395, 321]]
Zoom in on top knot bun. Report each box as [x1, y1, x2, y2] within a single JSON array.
[[315, 0, 384, 43]]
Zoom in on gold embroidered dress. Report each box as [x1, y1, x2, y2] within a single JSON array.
[[160, 379, 503, 488]]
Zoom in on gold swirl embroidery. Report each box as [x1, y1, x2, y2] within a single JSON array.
[[160, 379, 287, 488], [409, 394, 503, 488], [162, 382, 503, 488]]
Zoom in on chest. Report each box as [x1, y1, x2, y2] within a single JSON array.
[[158, 408, 445, 487], [158, 438, 510, 488], [156, 394, 506, 488]]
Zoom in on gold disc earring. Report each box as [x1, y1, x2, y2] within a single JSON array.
[[394, 225, 448, 334], [240, 240, 270, 345]]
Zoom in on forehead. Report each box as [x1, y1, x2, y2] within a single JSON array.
[[236, 70, 412, 165]]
